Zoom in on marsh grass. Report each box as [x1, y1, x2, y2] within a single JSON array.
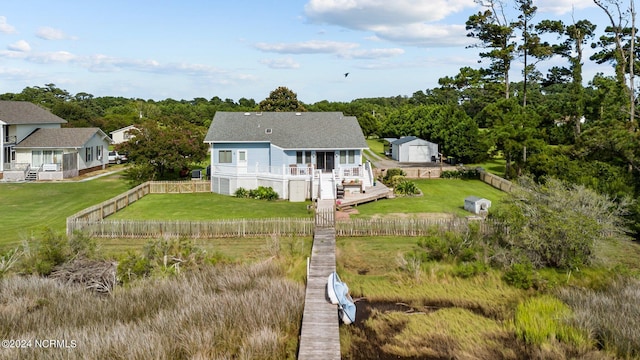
[[514, 295, 592, 349], [367, 308, 514, 359], [337, 235, 636, 359], [557, 279, 640, 359], [0, 260, 304, 360]]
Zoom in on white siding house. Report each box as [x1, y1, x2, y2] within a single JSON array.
[[13, 128, 111, 180], [1, 100, 67, 176]]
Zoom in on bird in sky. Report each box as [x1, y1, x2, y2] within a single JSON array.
[[344, 72, 349, 78]]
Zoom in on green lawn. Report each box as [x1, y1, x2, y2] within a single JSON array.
[[0, 174, 129, 248], [467, 157, 507, 176], [366, 138, 386, 156], [352, 179, 506, 217], [109, 193, 313, 220]]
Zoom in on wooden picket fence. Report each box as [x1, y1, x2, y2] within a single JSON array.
[[335, 217, 491, 237], [70, 218, 315, 238], [66, 180, 209, 236], [315, 208, 335, 228], [68, 215, 494, 239]]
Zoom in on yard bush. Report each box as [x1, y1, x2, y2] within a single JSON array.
[[234, 187, 250, 198], [491, 176, 632, 269], [394, 179, 420, 195], [453, 261, 489, 278], [248, 186, 279, 200], [118, 237, 207, 283], [18, 228, 71, 276], [382, 168, 406, 185], [441, 168, 480, 179], [503, 262, 534, 289]]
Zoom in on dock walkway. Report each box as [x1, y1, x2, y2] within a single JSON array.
[[297, 200, 341, 360]]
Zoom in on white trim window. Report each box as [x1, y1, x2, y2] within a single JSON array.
[[339, 150, 356, 164], [85, 147, 93, 162], [219, 150, 232, 163], [296, 151, 312, 165]]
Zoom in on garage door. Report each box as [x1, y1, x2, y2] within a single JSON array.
[[408, 145, 430, 162]]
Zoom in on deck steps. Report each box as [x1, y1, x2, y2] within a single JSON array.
[[25, 170, 38, 181]]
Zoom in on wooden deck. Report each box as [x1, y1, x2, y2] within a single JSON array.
[[337, 182, 392, 209], [298, 200, 341, 360]]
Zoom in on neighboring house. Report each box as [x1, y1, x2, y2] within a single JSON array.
[[110, 125, 138, 144], [13, 128, 111, 180], [204, 112, 371, 201], [0, 100, 110, 181], [390, 136, 439, 163], [1, 100, 67, 176]]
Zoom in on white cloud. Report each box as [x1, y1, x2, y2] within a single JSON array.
[[259, 57, 301, 69], [255, 40, 359, 54], [8, 40, 30, 52], [36, 27, 68, 40], [304, 0, 477, 48], [340, 48, 405, 59], [305, 0, 475, 27], [255, 39, 404, 60], [372, 23, 472, 47], [0, 16, 16, 34]]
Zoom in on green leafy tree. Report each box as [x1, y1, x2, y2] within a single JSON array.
[[591, 0, 637, 127], [466, 0, 517, 99], [119, 120, 207, 183], [537, 19, 596, 136], [491, 176, 632, 269], [259, 86, 306, 112]]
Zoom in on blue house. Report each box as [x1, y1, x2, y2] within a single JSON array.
[[204, 112, 371, 201]]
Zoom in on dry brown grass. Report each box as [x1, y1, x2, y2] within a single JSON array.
[[557, 278, 640, 359], [0, 260, 304, 359]]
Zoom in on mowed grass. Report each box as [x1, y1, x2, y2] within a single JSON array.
[[109, 193, 313, 220], [366, 138, 386, 156], [0, 174, 129, 248], [352, 179, 506, 217]]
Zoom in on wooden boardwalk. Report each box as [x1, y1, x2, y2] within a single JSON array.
[[298, 201, 341, 360]]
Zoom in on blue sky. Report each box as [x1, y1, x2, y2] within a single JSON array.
[[0, 0, 618, 103]]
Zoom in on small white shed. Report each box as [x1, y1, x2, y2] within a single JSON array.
[[391, 136, 438, 163], [464, 196, 491, 215]]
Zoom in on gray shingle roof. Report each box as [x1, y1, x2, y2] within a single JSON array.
[[204, 112, 368, 149], [15, 128, 109, 148], [391, 136, 419, 145], [0, 101, 67, 125]]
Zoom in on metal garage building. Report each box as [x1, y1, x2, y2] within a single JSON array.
[[390, 136, 439, 163]]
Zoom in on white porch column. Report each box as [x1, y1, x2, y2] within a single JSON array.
[[0, 121, 5, 172]]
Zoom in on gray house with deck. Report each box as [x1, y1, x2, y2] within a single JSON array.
[[204, 112, 371, 201]]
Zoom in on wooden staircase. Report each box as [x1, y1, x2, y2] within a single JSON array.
[[25, 169, 38, 181]]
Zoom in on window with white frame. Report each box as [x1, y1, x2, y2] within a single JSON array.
[[96, 146, 103, 160], [296, 151, 312, 164], [219, 150, 232, 163], [85, 147, 93, 162], [339, 150, 356, 164]]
